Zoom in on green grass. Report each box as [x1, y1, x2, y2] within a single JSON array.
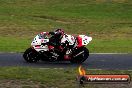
[[0, 37, 29, 52], [0, 0, 132, 52], [0, 67, 131, 88], [89, 39, 132, 53]]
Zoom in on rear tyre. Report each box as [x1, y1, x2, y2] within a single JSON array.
[[23, 47, 40, 63], [70, 47, 89, 64]]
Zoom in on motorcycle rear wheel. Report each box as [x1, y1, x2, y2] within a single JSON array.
[[70, 47, 89, 64], [23, 47, 40, 63]]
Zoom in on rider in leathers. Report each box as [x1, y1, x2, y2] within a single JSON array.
[[48, 29, 64, 50]]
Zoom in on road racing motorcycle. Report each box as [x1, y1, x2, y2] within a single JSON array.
[[23, 32, 92, 63]]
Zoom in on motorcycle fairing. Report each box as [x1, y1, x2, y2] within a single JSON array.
[[31, 34, 49, 52]]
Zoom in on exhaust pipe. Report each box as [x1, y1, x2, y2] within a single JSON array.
[[73, 51, 84, 58]]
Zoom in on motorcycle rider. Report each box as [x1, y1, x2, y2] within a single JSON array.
[[48, 29, 65, 50], [48, 29, 76, 59]]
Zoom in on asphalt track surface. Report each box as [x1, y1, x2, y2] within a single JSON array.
[[0, 53, 132, 70]]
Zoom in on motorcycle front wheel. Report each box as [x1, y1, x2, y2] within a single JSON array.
[[23, 47, 40, 63], [70, 47, 89, 64]]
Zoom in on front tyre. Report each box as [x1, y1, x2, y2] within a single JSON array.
[[70, 47, 89, 64], [23, 47, 40, 63]]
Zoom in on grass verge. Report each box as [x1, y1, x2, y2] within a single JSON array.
[[0, 67, 131, 88]]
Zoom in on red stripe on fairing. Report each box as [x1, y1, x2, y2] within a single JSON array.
[[77, 36, 83, 47], [35, 45, 40, 48]]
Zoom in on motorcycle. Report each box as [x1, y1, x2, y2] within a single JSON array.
[[23, 32, 92, 63]]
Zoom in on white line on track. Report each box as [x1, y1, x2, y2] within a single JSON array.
[[39, 68, 64, 70]]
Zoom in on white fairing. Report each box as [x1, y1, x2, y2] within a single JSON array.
[[31, 35, 41, 46], [79, 35, 92, 45], [61, 34, 92, 46], [31, 32, 92, 52], [31, 33, 49, 52], [61, 34, 75, 45]]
